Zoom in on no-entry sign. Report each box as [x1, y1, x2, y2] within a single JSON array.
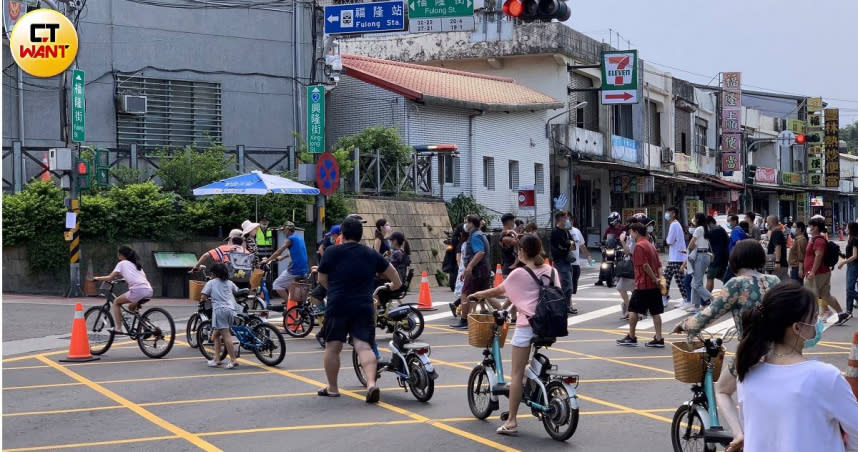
[[315, 153, 340, 196]]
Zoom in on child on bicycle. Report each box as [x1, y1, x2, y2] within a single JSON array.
[[201, 263, 239, 369], [93, 245, 153, 334]]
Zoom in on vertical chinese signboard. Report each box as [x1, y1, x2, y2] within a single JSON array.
[[824, 108, 839, 188], [307, 85, 325, 154], [72, 69, 85, 143], [720, 72, 741, 175], [796, 192, 808, 223]]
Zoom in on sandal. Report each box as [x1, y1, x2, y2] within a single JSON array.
[[366, 385, 380, 404], [317, 387, 341, 397], [496, 424, 518, 436]]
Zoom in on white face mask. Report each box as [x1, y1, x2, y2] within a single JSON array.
[[647, 226, 654, 233], [664, 213, 672, 221]]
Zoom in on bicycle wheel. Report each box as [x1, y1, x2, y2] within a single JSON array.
[[399, 307, 424, 340], [352, 347, 368, 387], [84, 306, 115, 355], [137, 307, 175, 359], [282, 306, 313, 338], [252, 297, 265, 311], [467, 365, 494, 419], [252, 323, 286, 366], [541, 380, 579, 441], [186, 313, 201, 348], [196, 320, 228, 362], [407, 356, 434, 402], [671, 404, 715, 452]]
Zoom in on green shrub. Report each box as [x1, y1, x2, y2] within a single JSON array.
[[2, 181, 66, 246], [155, 145, 235, 197], [79, 194, 117, 240], [446, 193, 495, 227], [181, 195, 253, 237], [107, 183, 178, 241], [27, 232, 68, 272]]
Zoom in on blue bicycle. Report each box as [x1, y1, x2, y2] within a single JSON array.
[[465, 308, 581, 441], [196, 312, 286, 367], [670, 328, 736, 452]]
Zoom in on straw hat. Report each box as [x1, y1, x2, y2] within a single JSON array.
[[241, 220, 260, 236]]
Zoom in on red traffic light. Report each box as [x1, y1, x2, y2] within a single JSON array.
[[795, 134, 806, 145], [77, 161, 88, 175], [503, 0, 524, 17]]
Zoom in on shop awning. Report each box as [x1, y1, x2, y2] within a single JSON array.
[[572, 158, 648, 174], [702, 175, 744, 190], [652, 172, 706, 185]]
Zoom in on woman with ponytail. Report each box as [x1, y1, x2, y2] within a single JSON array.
[[736, 281, 858, 452], [94, 245, 153, 334]]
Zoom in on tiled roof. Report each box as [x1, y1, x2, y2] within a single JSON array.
[[341, 54, 563, 112]]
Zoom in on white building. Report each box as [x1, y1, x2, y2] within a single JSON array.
[[326, 54, 563, 225]]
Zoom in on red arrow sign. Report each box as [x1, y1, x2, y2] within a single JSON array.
[[605, 92, 634, 101]]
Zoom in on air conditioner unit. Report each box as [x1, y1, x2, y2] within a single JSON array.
[[117, 95, 147, 114], [661, 147, 674, 164]]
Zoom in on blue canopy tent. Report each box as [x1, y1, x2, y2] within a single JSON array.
[[192, 170, 320, 220]]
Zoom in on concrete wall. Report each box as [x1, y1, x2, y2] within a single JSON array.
[[3, 239, 221, 297], [353, 197, 451, 287], [3, 0, 314, 151]]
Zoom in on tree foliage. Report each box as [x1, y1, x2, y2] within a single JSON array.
[[2, 181, 66, 246], [445, 193, 495, 227], [155, 144, 236, 197], [842, 121, 858, 155]]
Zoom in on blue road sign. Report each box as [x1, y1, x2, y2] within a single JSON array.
[[324, 0, 406, 35]]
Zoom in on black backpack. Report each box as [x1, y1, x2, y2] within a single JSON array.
[[812, 236, 840, 269], [522, 267, 569, 338]]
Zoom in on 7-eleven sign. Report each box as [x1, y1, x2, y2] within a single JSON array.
[[600, 50, 639, 105]]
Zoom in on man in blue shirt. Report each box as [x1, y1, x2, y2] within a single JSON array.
[[449, 214, 492, 330], [722, 215, 749, 283], [264, 221, 310, 302]]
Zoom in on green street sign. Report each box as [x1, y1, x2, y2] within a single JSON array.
[[408, 0, 473, 19], [307, 85, 325, 154], [600, 50, 639, 105], [71, 69, 85, 143]]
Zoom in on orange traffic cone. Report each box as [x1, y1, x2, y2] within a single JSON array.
[[846, 332, 858, 398], [40, 153, 50, 181], [417, 271, 436, 311], [493, 264, 503, 288], [60, 303, 100, 362]]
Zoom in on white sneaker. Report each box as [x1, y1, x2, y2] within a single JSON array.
[[662, 296, 670, 307], [676, 301, 691, 310], [207, 360, 221, 368], [224, 360, 238, 369], [684, 305, 700, 313]]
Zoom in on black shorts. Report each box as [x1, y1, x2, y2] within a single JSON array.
[[706, 262, 726, 281], [628, 288, 664, 316], [310, 284, 327, 301], [462, 275, 492, 296], [323, 312, 375, 345]]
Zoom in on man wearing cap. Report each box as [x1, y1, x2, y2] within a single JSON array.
[[264, 221, 309, 302], [193, 229, 248, 271], [318, 225, 341, 261]]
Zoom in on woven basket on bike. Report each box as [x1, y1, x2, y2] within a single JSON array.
[[671, 341, 724, 384], [467, 314, 509, 348], [288, 281, 312, 302], [189, 280, 206, 301], [249, 269, 265, 289]]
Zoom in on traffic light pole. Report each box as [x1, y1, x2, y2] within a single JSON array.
[[742, 137, 776, 212]]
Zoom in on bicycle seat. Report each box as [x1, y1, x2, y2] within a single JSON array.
[[531, 336, 556, 347], [235, 288, 251, 297], [387, 305, 412, 321], [136, 298, 151, 306]]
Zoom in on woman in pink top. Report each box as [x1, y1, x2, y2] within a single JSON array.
[[94, 245, 153, 334], [469, 234, 560, 435]]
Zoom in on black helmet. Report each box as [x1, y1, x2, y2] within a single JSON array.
[[608, 211, 621, 226]]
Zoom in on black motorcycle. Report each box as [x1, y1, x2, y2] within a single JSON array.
[[596, 239, 623, 288]]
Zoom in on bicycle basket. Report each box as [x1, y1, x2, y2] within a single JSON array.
[[288, 281, 312, 302], [249, 269, 265, 289], [671, 341, 724, 383], [189, 280, 206, 301], [467, 314, 509, 348]]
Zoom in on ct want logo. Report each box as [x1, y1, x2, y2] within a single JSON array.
[[9, 8, 78, 78]]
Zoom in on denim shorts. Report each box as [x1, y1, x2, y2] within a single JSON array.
[[212, 308, 235, 329]]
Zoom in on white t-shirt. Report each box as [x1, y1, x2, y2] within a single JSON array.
[[667, 221, 687, 262], [692, 226, 710, 250], [738, 360, 858, 452], [113, 260, 151, 290], [568, 227, 585, 266]]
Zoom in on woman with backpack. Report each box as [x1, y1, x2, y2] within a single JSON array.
[[804, 217, 851, 326], [467, 234, 561, 436]]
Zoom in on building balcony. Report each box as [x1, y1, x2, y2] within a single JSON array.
[[338, 20, 608, 64], [551, 124, 604, 158]]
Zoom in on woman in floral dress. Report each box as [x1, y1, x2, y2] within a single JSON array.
[[674, 239, 781, 452]]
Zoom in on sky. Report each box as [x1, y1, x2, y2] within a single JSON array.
[[566, 0, 858, 125]]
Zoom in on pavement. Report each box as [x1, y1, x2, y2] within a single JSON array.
[[2, 262, 856, 451]]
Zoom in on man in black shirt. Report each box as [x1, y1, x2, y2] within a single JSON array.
[[317, 217, 402, 403], [705, 216, 729, 292], [550, 210, 575, 313], [499, 213, 518, 277], [766, 215, 788, 280]]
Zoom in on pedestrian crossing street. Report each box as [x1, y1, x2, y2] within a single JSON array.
[[423, 270, 844, 337]]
